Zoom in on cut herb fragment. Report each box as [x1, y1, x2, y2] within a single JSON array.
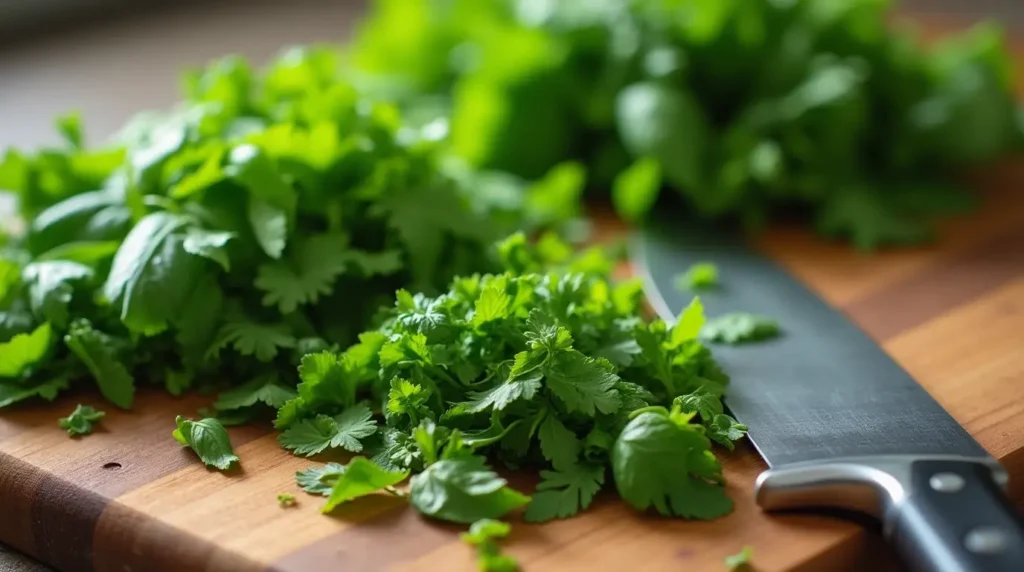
[[724, 545, 754, 570], [462, 519, 518, 572], [703, 313, 781, 344], [58, 404, 105, 436], [321, 456, 409, 514], [172, 416, 239, 471], [277, 493, 297, 508], [675, 262, 719, 291]]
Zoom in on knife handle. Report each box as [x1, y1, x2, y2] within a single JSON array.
[[888, 460, 1024, 572], [756, 456, 1024, 572]]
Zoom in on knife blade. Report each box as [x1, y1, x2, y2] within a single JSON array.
[[633, 219, 1024, 572]]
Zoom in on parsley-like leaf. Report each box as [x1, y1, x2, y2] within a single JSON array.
[[64, 320, 134, 409], [0, 322, 52, 378], [58, 404, 106, 437], [544, 352, 621, 416], [321, 456, 409, 513], [524, 462, 604, 523], [674, 262, 718, 291], [409, 455, 531, 524], [278, 405, 377, 457], [296, 462, 346, 496]]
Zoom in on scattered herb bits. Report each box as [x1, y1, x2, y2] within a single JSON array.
[[58, 404, 106, 436], [277, 493, 297, 508], [703, 313, 781, 345], [724, 545, 755, 570], [462, 519, 518, 572], [675, 262, 719, 291]]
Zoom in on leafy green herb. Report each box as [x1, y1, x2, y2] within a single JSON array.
[[703, 313, 781, 344], [321, 456, 409, 514], [58, 404, 105, 436], [462, 519, 518, 572], [296, 462, 346, 496], [675, 263, 719, 291], [0, 47, 561, 415], [350, 0, 1022, 248], [278, 405, 377, 457], [172, 415, 239, 470], [280, 234, 741, 526], [724, 545, 754, 570], [277, 493, 297, 507]]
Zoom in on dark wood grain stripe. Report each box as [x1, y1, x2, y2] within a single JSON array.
[[844, 226, 1024, 341], [0, 390, 270, 571], [94, 502, 263, 572]]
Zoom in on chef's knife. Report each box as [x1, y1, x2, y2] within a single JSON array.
[[633, 219, 1024, 572]]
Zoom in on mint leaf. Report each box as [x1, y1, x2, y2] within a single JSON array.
[[172, 416, 239, 470], [59, 404, 106, 436]]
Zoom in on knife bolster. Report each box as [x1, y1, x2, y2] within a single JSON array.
[[754, 455, 1007, 522]]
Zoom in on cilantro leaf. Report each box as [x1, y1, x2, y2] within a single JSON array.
[[462, 519, 518, 572], [277, 493, 297, 507], [321, 456, 409, 514], [472, 284, 512, 327], [207, 319, 296, 363], [0, 322, 52, 378], [64, 320, 134, 409], [537, 413, 580, 472], [524, 462, 604, 523], [182, 228, 234, 272], [670, 297, 705, 347], [59, 404, 106, 437], [612, 409, 732, 519], [278, 405, 377, 457], [409, 456, 531, 524], [254, 234, 349, 314], [214, 376, 297, 411], [0, 377, 69, 408], [706, 414, 748, 451], [296, 462, 346, 496], [544, 352, 621, 416], [702, 313, 780, 344], [462, 373, 541, 414], [172, 416, 240, 470]]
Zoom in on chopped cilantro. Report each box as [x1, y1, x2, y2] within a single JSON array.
[[462, 519, 518, 572], [58, 404, 105, 437], [277, 493, 297, 508], [321, 457, 409, 514], [703, 313, 781, 344]]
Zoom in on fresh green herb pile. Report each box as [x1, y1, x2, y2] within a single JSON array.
[[348, 0, 1022, 248], [280, 234, 746, 525], [0, 49, 581, 414]]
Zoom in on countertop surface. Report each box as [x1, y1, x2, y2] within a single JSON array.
[[1, 1, 1021, 571]]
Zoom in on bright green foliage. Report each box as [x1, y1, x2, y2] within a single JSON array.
[[703, 313, 781, 344], [58, 404, 106, 436], [172, 415, 240, 470], [321, 456, 409, 513], [285, 234, 744, 524], [462, 519, 518, 572], [296, 462, 347, 496], [675, 263, 719, 291], [0, 48, 563, 412], [350, 0, 1022, 248]]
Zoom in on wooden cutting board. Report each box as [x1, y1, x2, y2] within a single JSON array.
[[1, 171, 1023, 572]]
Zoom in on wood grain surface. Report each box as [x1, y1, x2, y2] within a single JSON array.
[[0, 173, 1022, 572]]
